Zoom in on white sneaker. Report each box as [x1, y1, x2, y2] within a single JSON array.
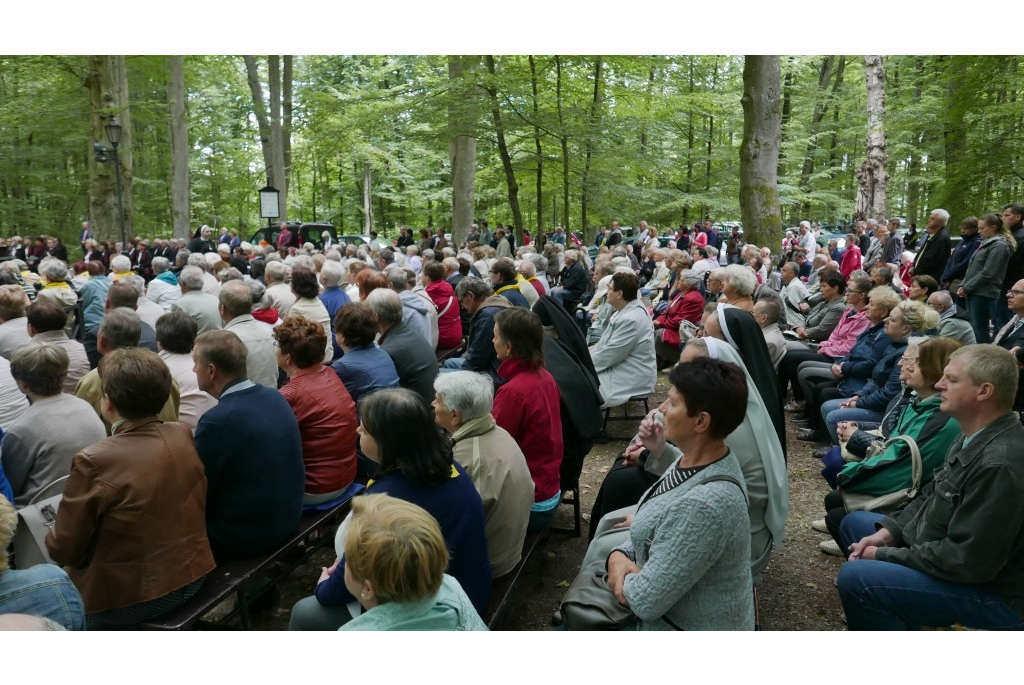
[[819, 539, 843, 556], [811, 519, 829, 533]]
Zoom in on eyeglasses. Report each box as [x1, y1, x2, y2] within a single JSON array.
[[899, 356, 918, 367], [1009, 290, 1024, 297]]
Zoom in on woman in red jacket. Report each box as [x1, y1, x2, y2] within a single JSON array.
[[653, 269, 705, 369], [491, 307, 563, 531], [422, 261, 462, 351]]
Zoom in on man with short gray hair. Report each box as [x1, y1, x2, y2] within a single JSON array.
[[912, 209, 952, 283], [263, 260, 296, 317], [218, 280, 278, 388], [172, 266, 222, 333], [927, 290, 975, 346], [366, 288, 438, 405]]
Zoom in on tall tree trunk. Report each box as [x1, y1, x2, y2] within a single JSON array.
[[739, 55, 783, 248], [799, 56, 845, 218], [86, 55, 134, 242], [529, 55, 544, 240], [243, 55, 286, 220], [942, 55, 972, 225], [168, 56, 190, 240], [362, 162, 373, 233], [855, 55, 888, 222], [778, 58, 794, 172], [906, 57, 925, 225], [580, 57, 603, 239], [448, 55, 476, 246], [555, 56, 570, 233], [268, 56, 287, 218], [485, 55, 523, 238], [283, 55, 293, 197]]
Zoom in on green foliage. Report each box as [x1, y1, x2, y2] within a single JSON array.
[[2, 55, 1023, 246]]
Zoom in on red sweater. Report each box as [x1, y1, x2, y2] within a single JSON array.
[[426, 280, 462, 349], [492, 358, 563, 502], [279, 365, 357, 494], [654, 288, 705, 347]]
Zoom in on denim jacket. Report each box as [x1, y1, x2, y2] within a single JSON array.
[[879, 413, 1024, 614]]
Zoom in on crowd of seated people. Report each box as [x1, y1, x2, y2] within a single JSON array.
[[4, 209, 1024, 632]]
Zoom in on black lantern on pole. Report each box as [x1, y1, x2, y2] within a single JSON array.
[[104, 115, 127, 249]]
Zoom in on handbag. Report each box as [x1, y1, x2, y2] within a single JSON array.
[[12, 476, 68, 569], [840, 435, 922, 514]]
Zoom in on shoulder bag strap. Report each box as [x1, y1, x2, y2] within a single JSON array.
[[881, 435, 923, 497], [437, 296, 455, 317]]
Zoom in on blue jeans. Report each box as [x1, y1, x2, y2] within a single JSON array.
[[439, 357, 467, 373], [0, 564, 86, 631], [837, 512, 1024, 629], [820, 400, 882, 445], [966, 294, 995, 344], [993, 293, 1012, 331]]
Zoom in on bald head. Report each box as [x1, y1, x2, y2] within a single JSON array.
[[927, 290, 953, 313]]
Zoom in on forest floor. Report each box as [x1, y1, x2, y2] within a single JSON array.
[[248, 373, 845, 631]]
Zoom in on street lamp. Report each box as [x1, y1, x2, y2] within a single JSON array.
[[105, 115, 127, 249]]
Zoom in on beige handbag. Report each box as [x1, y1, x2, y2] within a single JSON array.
[[840, 435, 922, 514]]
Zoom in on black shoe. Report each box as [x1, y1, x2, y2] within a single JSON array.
[[812, 446, 831, 459], [797, 428, 824, 442]]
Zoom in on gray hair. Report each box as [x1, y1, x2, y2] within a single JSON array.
[[218, 267, 244, 283], [930, 208, 950, 224], [518, 261, 536, 278], [319, 260, 344, 287], [422, 248, 435, 261], [677, 269, 701, 291], [442, 257, 460, 272], [187, 252, 209, 270], [433, 371, 495, 421], [179, 265, 206, 291], [99, 307, 141, 350], [152, 256, 170, 274], [265, 260, 287, 284], [324, 249, 342, 262], [366, 287, 404, 326], [110, 254, 131, 273], [220, 280, 253, 318], [722, 264, 758, 297], [247, 279, 268, 308], [291, 255, 315, 271], [38, 258, 68, 283], [455, 276, 492, 300], [524, 252, 548, 272], [387, 269, 409, 291], [120, 274, 146, 298]]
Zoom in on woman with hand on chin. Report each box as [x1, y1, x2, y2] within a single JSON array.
[[605, 357, 755, 630]]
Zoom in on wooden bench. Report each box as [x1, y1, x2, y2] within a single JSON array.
[[138, 485, 363, 630], [484, 525, 550, 630]]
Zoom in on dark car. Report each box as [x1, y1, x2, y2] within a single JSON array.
[[250, 222, 337, 250]]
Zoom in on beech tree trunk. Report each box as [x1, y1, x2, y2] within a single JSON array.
[[168, 56, 190, 239], [855, 55, 888, 222], [580, 57, 603, 240], [448, 55, 476, 245], [529, 55, 543, 239], [739, 55, 783, 249], [555, 56, 570, 233], [243, 55, 287, 220], [86, 55, 133, 242], [799, 56, 846, 219], [485, 55, 523, 239]]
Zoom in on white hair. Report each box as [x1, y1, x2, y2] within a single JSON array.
[[433, 371, 495, 420], [109, 255, 131, 273]]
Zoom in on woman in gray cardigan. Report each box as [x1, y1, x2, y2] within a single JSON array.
[[957, 213, 1015, 344], [606, 357, 755, 630]]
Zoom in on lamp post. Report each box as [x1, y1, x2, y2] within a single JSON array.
[[104, 116, 127, 248]]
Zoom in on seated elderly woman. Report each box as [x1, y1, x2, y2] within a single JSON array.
[[287, 266, 332, 364], [718, 263, 758, 311], [1, 494, 86, 630], [330, 302, 400, 405], [492, 307, 564, 530], [789, 269, 848, 345], [45, 348, 215, 628], [601, 357, 755, 630], [337, 494, 487, 631], [274, 317, 358, 505], [433, 371, 533, 578], [814, 336, 962, 556], [589, 272, 657, 409], [652, 269, 704, 369], [288, 388, 490, 630]]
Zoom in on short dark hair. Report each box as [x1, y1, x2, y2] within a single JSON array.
[[820, 269, 846, 294], [99, 348, 171, 419], [457, 257, 471, 276], [290, 267, 320, 299], [10, 344, 68, 396], [156, 311, 199, 355], [610, 271, 640, 301], [1003, 203, 1024, 220], [911, 274, 940, 297], [668, 357, 747, 440], [106, 282, 138, 310], [274, 316, 327, 368], [422, 261, 444, 282], [334, 302, 378, 348], [194, 330, 248, 378], [494, 307, 544, 371], [26, 298, 68, 333], [490, 257, 517, 283], [359, 388, 454, 487]]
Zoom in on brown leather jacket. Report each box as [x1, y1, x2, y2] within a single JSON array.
[[45, 416, 215, 614]]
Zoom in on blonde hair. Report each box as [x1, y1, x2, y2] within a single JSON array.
[[895, 299, 940, 334], [344, 494, 447, 605], [950, 345, 1018, 411]]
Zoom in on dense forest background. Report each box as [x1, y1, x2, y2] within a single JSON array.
[[1, 55, 1022, 246]]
